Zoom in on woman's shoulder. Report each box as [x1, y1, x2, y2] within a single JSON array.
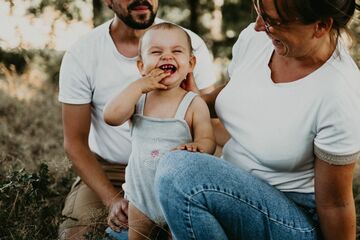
[[232, 23, 269, 54], [320, 44, 360, 96]]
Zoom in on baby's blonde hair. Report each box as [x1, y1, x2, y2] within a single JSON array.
[[138, 22, 193, 59]]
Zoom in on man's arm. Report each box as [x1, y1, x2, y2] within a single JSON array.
[[314, 158, 356, 240], [62, 103, 128, 231]]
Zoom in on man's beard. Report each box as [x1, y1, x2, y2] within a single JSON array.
[[116, 0, 157, 29]]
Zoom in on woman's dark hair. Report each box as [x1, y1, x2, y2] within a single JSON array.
[[263, 0, 359, 44]]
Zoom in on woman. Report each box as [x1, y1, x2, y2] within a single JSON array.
[[154, 0, 360, 239]]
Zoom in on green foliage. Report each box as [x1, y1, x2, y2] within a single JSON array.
[[349, 12, 360, 67], [0, 164, 71, 240], [27, 49, 64, 84], [0, 48, 63, 85], [24, 0, 113, 27], [0, 88, 72, 239], [26, 0, 86, 22], [0, 48, 27, 74], [217, 0, 254, 57], [0, 88, 66, 174], [158, 0, 253, 60], [0, 86, 109, 239]]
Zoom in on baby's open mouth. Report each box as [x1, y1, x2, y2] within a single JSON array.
[[159, 64, 177, 74]]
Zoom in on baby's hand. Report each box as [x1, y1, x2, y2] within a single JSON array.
[[175, 142, 205, 153], [137, 68, 170, 93]]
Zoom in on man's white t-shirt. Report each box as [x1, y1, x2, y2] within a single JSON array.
[[59, 18, 216, 164], [216, 23, 360, 193]]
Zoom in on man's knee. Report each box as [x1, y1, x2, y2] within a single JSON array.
[[58, 179, 108, 239]]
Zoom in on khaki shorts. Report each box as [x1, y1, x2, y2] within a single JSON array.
[[58, 157, 126, 233]]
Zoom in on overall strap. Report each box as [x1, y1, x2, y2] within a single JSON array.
[[174, 91, 198, 120], [135, 94, 146, 115]]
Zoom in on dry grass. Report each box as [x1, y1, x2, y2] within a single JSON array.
[[0, 79, 72, 239], [0, 73, 112, 239]]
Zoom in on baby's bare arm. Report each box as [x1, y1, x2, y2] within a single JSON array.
[[103, 69, 169, 126], [177, 96, 216, 154]]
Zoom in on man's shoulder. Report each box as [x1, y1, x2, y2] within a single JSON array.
[[67, 20, 111, 54]]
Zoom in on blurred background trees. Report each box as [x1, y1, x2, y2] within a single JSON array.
[[0, 0, 359, 85]]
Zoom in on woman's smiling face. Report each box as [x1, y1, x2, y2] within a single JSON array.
[[253, 0, 319, 58]]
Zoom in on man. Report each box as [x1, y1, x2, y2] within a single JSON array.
[[58, 0, 216, 238]]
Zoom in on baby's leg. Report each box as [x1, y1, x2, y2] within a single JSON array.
[[128, 202, 165, 240]]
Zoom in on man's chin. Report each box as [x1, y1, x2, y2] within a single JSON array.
[[119, 13, 156, 29]]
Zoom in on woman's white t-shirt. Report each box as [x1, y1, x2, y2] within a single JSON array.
[[216, 23, 360, 193]]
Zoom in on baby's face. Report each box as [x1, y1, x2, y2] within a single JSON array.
[[138, 28, 195, 88]]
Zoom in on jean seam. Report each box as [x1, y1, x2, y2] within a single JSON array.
[[185, 187, 316, 234], [185, 195, 197, 240]]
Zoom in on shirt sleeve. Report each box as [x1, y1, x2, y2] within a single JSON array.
[[314, 82, 360, 165], [58, 51, 93, 104], [228, 23, 255, 79]]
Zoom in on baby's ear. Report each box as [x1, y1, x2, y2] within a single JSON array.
[[189, 55, 196, 72], [137, 59, 145, 74]]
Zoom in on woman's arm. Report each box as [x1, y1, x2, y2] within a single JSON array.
[[202, 84, 226, 118], [212, 119, 230, 147], [314, 157, 356, 240]]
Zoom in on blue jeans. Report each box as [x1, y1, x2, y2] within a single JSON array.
[[104, 227, 128, 240], [154, 151, 321, 240]]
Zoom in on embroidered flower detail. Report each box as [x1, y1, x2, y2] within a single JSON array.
[[151, 150, 160, 158]]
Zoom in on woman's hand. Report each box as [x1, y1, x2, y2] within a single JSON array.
[[181, 72, 200, 93]]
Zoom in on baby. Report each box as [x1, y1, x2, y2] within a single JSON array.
[[104, 22, 216, 239]]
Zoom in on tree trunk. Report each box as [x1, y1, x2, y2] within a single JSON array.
[[187, 0, 199, 32], [92, 0, 103, 27]]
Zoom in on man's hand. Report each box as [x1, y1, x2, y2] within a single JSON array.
[[181, 72, 200, 93], [107, 197, 129, 232], [137, 68, 170, 93]]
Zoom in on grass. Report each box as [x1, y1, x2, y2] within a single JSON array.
[[0, 83, 72, 239]]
